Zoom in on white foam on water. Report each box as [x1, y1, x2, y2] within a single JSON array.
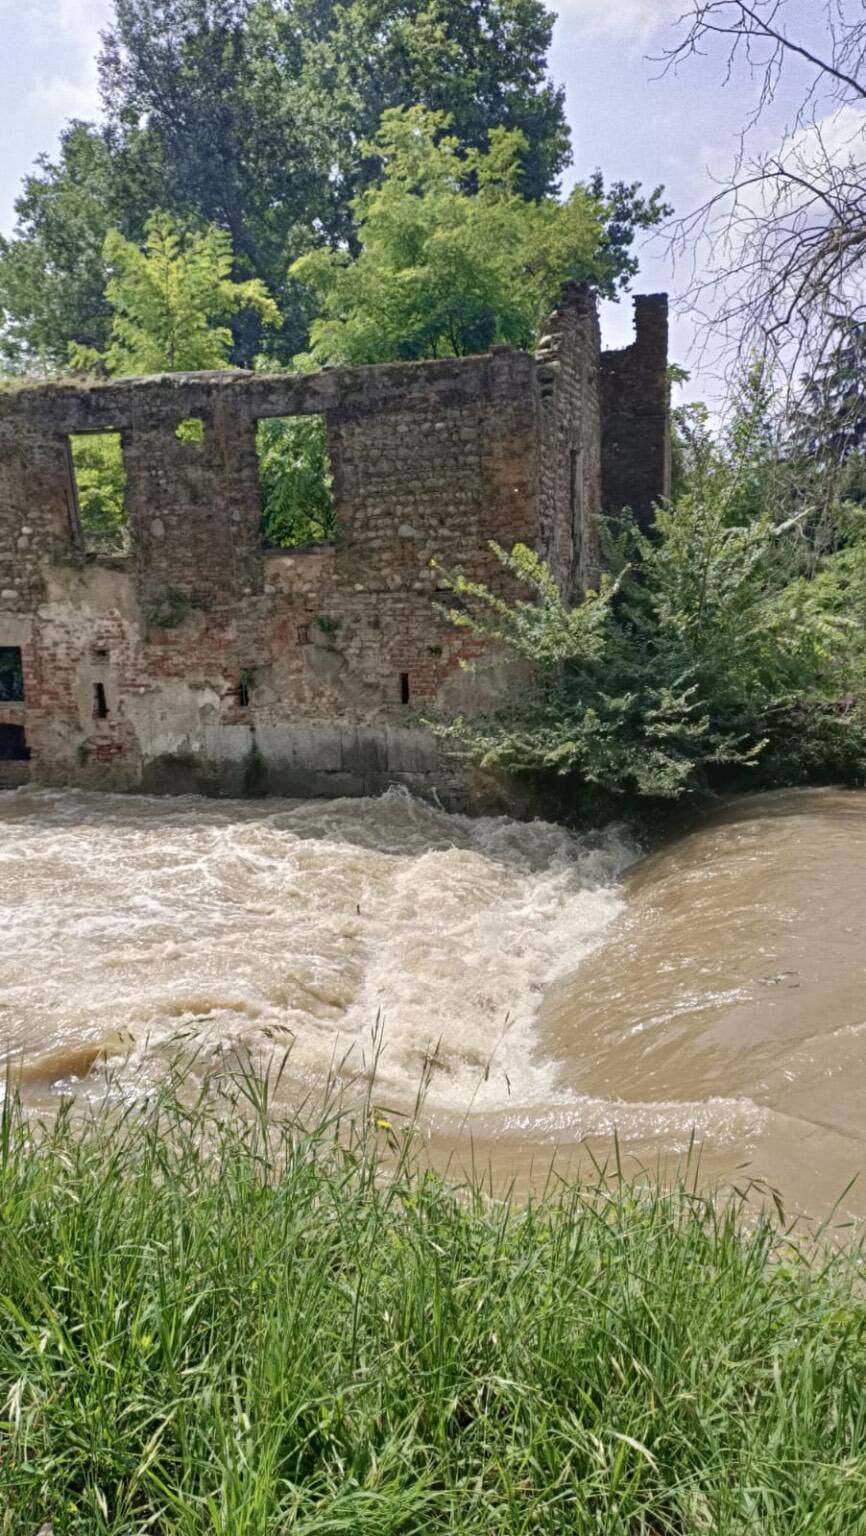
[[0, 787, 635, 1115]]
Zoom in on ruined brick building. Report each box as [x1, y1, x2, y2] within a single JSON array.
[[0, 284, 668, 804]]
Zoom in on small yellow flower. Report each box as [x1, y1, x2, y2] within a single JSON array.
[[376, 1117, 391, 1131]]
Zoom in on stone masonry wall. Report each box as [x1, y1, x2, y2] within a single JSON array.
[[0, 286, 667, 805], [536, 281, 603, 594], [601, 294, 671, 529]]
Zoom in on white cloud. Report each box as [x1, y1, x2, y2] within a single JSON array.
[[9, 0, 111, 128], [554, 0, 683, 42], [31, 71, 101, 121], [17, 0, 113, 39]]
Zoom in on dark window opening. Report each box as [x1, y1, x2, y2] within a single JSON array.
[[570, 447, 583, 560], [238, 677, 251, 708], [67, 432, 129, 555], [91, 647, 110, 663], [0, 723, 29, 761], [0, 646, 24, 702], [400, 672, 411, 705], [94, 683, 109, 720], [297, 623, 311, 646], [257, 415, 336, 549]]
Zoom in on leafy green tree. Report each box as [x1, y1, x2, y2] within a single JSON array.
[[1, 0, 653, 370], [66, 212, 281, 546], [97, 0, 324, 363], [293, 108, 668, 366], [289, 0, 571, 207], [71, 212, 280, 375], [0, 122, 164, 372]]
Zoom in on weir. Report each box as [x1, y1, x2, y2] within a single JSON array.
[[0, 286, 669, 802]]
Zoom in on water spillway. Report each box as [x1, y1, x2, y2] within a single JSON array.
[[2, 785, 865, 1220]]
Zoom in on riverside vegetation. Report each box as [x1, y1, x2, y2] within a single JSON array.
[[1, 1065, 865, 1535], [435, 368, 866, 815]]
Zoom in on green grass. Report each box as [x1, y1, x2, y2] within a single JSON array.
[[1, 1068, 865, 1534]]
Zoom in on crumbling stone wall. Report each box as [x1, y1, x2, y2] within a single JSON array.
[[601, 294, 671, 529], [0, 286, 667, 804], [536, 281, 603, 594]]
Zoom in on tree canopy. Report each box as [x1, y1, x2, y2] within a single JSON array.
[[0, 0, 576, 370], [293, 108, 668, 365], [0, 122, 165, 372]]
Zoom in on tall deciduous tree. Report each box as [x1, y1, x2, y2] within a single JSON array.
[[292, 108, 668, 365]]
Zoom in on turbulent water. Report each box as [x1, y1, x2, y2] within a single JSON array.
[[2, 785, 865, 1221]]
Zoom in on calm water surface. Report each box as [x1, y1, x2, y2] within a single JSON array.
[[2, 785, 864, 1221]]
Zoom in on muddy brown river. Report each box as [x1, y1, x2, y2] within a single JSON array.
[[1, 786, 864, 1223]]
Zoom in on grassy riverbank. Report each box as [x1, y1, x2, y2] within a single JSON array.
[[1, 1076, 865, 1535]]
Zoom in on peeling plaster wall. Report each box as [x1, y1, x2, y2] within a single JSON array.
[[0, 286, 668, 805]]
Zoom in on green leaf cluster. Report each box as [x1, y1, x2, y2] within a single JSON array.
[[69, 433, 129, 555], [70, 213, 281, 377], [293, 108, 667, 365], [257, 414, 336, 547]]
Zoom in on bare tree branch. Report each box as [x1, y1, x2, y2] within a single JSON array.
[[658, 0, 866, 416]]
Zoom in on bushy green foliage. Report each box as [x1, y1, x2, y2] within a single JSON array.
[[433, 491, 866, 804], [258, 414, 336, 547], [1, 1070, 865, 1533], [292, 108, 668, 366], [70, 212, 280, 377], [175, 415, 205, 445], [1, 0, 574, 369], [69, 433, 128, 554]]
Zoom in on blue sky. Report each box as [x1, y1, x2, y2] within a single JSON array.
[[0, 0, 827, 390]]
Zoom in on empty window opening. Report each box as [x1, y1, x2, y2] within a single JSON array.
[[400, 672, 411, 705], [0, 646, 24, 702], [238, 677, 251, 708], [93, 683, 109, 720], [0, 724, 29, 761], [68, 432, 129, 555], [257, 415, 336, 548]]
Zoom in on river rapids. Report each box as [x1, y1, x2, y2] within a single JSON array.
[[2, 785, 865, 1220]]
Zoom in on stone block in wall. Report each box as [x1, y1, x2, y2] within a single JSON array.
[[385, 726, 439, 775], [254, 722, 344, 773], [341, 726, 389, 774]]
